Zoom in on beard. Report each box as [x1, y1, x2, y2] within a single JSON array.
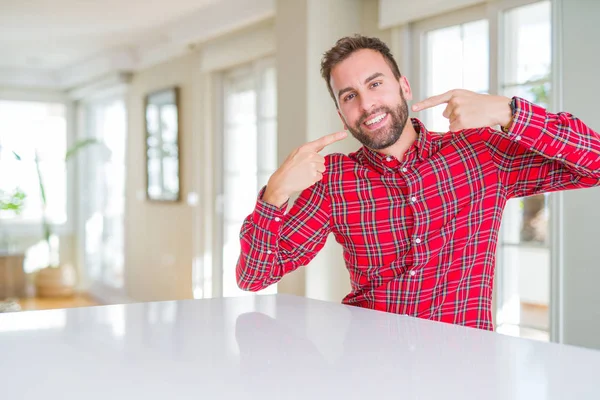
[[345, 91, 409, 150]]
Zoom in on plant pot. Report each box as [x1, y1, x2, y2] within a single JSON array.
[[0, 252, 27, 299], [34, 265, 77, 298]]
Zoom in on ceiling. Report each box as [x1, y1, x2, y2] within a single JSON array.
[[0, 0, 275, 89]]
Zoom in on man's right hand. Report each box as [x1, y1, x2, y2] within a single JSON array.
[[263, 131, 347, 207]]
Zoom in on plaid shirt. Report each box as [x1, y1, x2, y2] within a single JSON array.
[[237, 98, 600, 330]]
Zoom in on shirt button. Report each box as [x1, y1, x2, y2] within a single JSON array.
[[515, 135, 522, 141], [415, 238, 421, 244], [557, 153, 563, 157], [402, 167, 408, 172], [385, 156, 392, 162], [274, 217, 281, 222], [267, 250, 272, 255], [411, 196, 417, 202], [409, 271, 416, 277]]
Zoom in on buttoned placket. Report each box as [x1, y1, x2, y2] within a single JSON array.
[[402, 162, 423, 278]]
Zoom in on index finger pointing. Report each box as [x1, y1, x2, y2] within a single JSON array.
[[412, 90, 454, 112], [305, 131, 347, 152]]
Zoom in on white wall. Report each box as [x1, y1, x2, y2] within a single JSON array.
[[557, 0, 600, 350], [124, 52, 198, 302]]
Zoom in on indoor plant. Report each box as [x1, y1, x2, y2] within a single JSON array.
[[21, 138, 104, 297]]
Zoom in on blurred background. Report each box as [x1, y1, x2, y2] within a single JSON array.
[[0, 0, 598, 350]]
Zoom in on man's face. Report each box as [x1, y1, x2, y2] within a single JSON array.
[[330, 49, 412, 150]]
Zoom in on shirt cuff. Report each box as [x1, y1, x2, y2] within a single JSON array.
[[502, 97, 547, 148], [252, 186, 288, 232]]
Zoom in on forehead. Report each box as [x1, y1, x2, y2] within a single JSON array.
[[329, 49, 393, 91]]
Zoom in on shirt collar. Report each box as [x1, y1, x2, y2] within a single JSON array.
[[359, 118, 434, 172]]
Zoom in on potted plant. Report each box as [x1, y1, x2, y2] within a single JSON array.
[[14, 139, 105, 297], [0, 187, 26, 216], [0, 151, 27, 221], [0, 186, 27, 301]]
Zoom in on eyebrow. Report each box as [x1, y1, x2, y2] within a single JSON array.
[[337, 72, 385, 100]]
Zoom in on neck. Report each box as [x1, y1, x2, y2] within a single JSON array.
[[374, 120, 418, 161]]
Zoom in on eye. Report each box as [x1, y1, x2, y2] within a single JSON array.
[[371, 81, 382, 88], [344, 93, 356, 102]]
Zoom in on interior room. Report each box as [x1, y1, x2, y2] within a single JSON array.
[[0, 0, 599, 356]]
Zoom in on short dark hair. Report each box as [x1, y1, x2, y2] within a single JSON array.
[[320, 35, 402, 107]]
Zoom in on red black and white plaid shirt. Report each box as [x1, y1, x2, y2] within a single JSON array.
[[236, 98, 600, 330]]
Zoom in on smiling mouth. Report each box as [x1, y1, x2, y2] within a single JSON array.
[[363, 112, 388, 130]]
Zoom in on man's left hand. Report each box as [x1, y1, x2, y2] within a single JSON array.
[[412, 89, 513, 132]]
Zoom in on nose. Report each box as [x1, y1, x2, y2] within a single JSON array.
[[359, 91, 376, 115]]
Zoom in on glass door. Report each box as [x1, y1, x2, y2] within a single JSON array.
[[80, 97, 127, 294], [217, 59, 278, 297]]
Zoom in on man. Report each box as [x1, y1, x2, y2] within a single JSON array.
[[236, 35, 600, 330]]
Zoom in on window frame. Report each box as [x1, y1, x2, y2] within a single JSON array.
[[210, 56, 277, 299], [406, 0, 558, 341], [75, 86, 129, 302]]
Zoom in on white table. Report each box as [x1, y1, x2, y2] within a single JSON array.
[[1, 294, 599, 399]]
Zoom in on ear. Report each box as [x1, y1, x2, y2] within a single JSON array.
[[337, 110, 348, 130], [399, 76, 413, 101]]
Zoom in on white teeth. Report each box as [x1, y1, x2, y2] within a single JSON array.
[[365, 113, 386, 126]]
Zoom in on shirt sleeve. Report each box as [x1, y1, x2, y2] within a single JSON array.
[[484, 97, 600, 198], [236, 181, 332, 291]]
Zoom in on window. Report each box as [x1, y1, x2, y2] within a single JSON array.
[[423, 19, 489, 132], [218, 59, 277, 297], [80, 97, 127, 289], [412, 0, 552, 341], [495, 0, 552, 342], [0, 100, 69, 272], [0, 100, 67, 224], [501, 2, 551, 108]]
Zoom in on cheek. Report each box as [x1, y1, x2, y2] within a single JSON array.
[[340, 106, 359, 125], [380, 92, 398, 105], [345, 107, 362, 125]]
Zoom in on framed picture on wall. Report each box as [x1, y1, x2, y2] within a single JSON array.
[[144, 86, 181, 202]]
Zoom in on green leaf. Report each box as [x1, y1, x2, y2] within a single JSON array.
[[65, 138, 101, 162], [34, 152, 47, 207], [0, 187, 27, 215]]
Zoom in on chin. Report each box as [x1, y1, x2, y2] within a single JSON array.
[[369, 129, 400, 149]]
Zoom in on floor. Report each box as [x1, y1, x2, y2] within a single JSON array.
[[520, 302, 549, 331], [497, 302, 550, 342], [16, 293, 99, 311]]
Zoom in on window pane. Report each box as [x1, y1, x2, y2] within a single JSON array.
[[160, 104, 178, 143], [462, 20, 489, 92], [162, 156, 179, 198], [224, 124, 257, 174], [501, 196, 549, 245], [503, 1, 551, 85], [225, 89, 256, 126], [224, 173, 258, 222], [425, 19, 489, 132], [0, 100, 67, 223], [427, 25, 462, 96], [218, 61, 278, 297], [260, 66, 277, 119], [497, 245, 550, 330], [504, 82, 551, 109], [257, 118, 277, 174], [497, 1, 552, 341], [83, 99, 126, 289]]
